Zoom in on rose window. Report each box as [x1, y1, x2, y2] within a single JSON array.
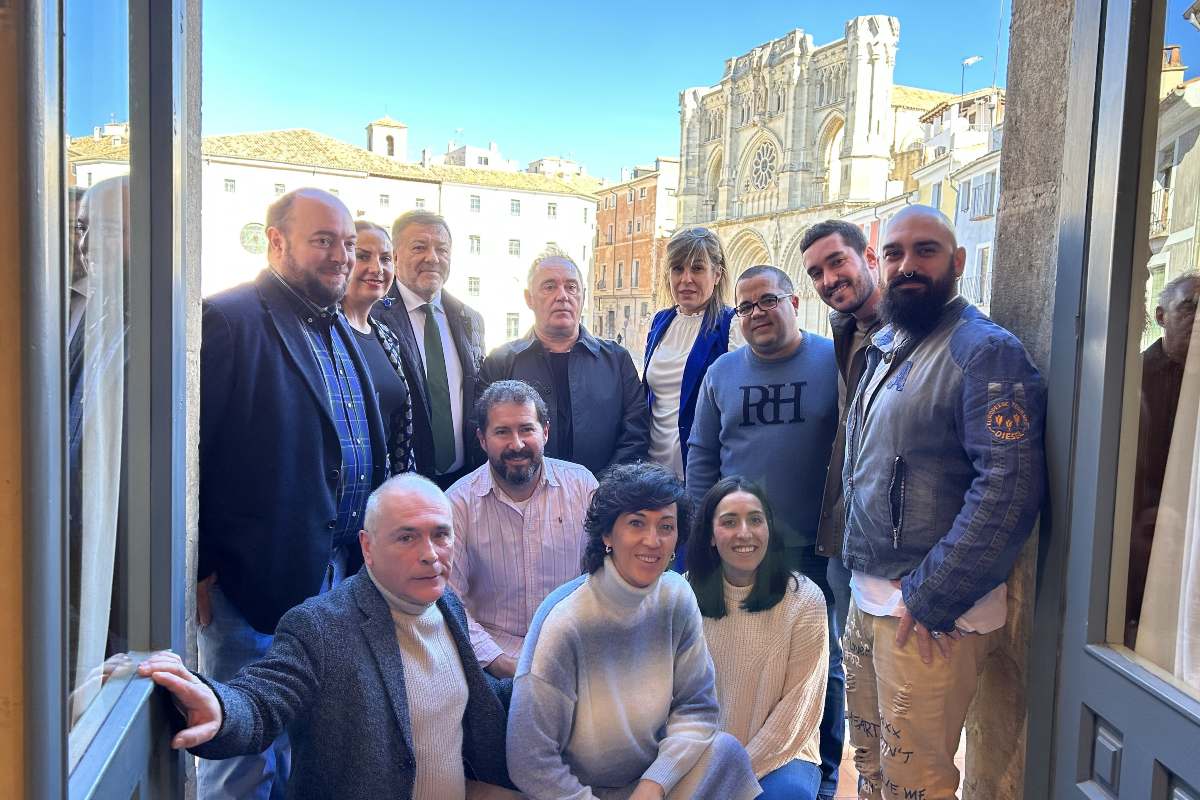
[[750, 142, 778, 190]]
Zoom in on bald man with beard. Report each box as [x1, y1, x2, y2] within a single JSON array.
[[840, 205, 1046, 800]]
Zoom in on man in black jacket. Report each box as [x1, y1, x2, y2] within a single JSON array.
[[141, 475, 518, 800], [373, 210, 485, 489], [198, 188, 389, 798], [479, 250, 649, 475]]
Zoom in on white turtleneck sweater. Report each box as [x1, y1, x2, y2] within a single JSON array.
[[701, 572, 829, 778], [367, 568, 469, 800]]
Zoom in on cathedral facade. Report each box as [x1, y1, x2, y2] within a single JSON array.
[[677, 15, 944, 332]]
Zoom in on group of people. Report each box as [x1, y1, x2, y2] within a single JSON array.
[[141, 185, 1047, 800]]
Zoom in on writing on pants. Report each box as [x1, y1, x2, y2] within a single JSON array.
[[739, 382, 808, 426], [848, 711, 880, 739], [884, 780, 928, 800]]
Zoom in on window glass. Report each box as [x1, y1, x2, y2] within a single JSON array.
[[64, 0, 135, 760], [1116, 13, 1200, 701]]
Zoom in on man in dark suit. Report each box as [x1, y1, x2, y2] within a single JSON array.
[[140, 475, 518, 800], [197, 188, 387, 799], [373, 210, 485, 490]]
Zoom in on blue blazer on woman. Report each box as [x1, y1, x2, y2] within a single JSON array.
[[643, 305, 736, 470]]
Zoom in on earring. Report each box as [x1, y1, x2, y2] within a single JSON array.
[[668, 553, 676, 563], [605, 545, 612, 554]]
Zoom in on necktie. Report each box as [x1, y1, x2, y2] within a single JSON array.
[[422, 304, 456, 473]]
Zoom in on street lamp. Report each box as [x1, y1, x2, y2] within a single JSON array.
[[960, 55, 983, 98]]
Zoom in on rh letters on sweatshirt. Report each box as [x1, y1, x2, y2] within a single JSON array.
[[739, 382, 808, 426]]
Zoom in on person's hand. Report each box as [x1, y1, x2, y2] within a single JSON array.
[[895, 609, 958, 664], [196, 573, 217, 627], [629, 779, 665, 800], [485, 654, 517, 679], [137, 650, 222, 749]]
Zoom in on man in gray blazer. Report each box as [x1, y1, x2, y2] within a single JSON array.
[[140, 475, 519, 800]]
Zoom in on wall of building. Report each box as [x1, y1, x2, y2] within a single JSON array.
[[438, 182, 595, 348], [200, 159, 439, 295]]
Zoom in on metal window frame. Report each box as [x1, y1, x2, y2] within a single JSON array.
[[1025, 0, 1200, 795], [21, 0, 193, 796]]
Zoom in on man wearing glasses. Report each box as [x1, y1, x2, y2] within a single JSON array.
[[685, 264, 844, 800]]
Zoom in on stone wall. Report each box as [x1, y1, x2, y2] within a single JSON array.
[[964, 0, 1074, 797]]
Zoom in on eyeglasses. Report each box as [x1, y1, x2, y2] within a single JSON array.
[[734, 293, 788, 317]]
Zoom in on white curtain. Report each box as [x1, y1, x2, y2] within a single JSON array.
[[1136, 309, 1200, 692], [69, 175, 127, 723]]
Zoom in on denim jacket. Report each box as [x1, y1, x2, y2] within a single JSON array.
[[842, 297, 1046, 632]]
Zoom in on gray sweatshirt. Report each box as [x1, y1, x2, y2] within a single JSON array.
[[686, 336, 839, 549]]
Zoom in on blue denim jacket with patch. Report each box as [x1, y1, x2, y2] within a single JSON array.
[[842, 297, 1046, 632]]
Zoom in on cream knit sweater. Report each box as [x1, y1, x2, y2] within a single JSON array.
[[701, 572, 829, 778], [368, 568, 469, 800]]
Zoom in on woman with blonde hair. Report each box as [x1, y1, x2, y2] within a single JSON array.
[[643, 227, 737, 483]]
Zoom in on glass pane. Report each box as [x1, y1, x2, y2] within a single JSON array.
[[1116, 0, 1200, 700], [64, 0, 133, 757]]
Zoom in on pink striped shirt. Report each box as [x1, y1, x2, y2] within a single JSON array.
[[446, 458, 598, 666]]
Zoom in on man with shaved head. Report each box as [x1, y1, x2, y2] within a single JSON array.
[[197, 188, 388, 798], [840, 205, 1046, 799], [141, 475, 518, 800]]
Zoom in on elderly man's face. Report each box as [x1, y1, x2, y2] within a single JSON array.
[[526, 258, 583, 338], [395, 222, 452, 302], [359, 487, 455, 606], [1157, 278, 1199, 364]]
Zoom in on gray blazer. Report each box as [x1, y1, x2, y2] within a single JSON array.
[[190, 570, 513, 800]]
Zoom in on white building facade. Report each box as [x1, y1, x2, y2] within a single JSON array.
[[198, 126, 597, 350]]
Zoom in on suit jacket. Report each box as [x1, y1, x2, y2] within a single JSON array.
[[373, 286, 486, 476], [479, 326, 650, 475], [191, 573, 513, 800], [199, 270, 388, 633], [643, 306, 735, 471]]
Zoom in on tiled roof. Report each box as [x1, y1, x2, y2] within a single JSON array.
[[891, 85, 955, 111], [201, 129, 597, 198], [368, 116, 406, 128], [68, 136, 131, 163], [67, 127, 600, 199]]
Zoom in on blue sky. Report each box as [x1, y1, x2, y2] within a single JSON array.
[[66, 1, 1200, 181]]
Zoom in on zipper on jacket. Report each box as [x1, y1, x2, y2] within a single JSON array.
[[889, 456, 906, 550]]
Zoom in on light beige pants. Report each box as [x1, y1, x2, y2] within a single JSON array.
[[843, 600, 996, 800]]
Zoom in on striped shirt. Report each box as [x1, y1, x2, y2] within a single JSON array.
[[446, 457, 598, 666]]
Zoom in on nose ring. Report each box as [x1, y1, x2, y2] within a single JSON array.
[[903, 271, 915, 279]]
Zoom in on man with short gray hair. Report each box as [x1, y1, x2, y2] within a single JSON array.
[[141, 474, 519, 800], [479, 251, 649, 475], [447, 379, 597, 678], [374, 210, 486, 489]]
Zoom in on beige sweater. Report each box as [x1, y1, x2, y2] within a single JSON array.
[[701, 573, 829, 778], [369, 569, 469, 800]]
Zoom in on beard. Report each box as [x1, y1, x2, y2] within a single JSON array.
[[490, 447, 542, 487], [881, 261, 957, 338], [282, 248, 347, 308]]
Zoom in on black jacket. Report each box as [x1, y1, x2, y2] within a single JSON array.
[[192, 573, 513, 800], [479, 326, 650, 475], [373, 287, 485, 477], [199, 271, 387, 633]]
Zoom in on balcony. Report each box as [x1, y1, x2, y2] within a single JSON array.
[[960, 273, 993, 308], [1150, 187, 1171, 239]]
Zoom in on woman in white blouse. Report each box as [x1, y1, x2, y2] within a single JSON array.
[[686, 476, 829, 800], [643, 227, 737, 484]]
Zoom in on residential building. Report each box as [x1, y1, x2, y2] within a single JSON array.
[[950, 128, 1003, 315], [435, 139, 520, 172], [592, 157, 680, 364]]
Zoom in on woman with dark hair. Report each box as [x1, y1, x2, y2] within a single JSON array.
[[643, 227, 738, 481], [686, 477, 828, 800], [507, 463, 760, 800], [342, 220, 415, 473]]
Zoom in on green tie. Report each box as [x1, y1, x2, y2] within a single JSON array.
[[422, 303, 456, 473]]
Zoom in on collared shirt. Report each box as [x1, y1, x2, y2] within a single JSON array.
[[446, 457, 598, 665], [270, 269, 374, 549], [396, 281, 465, 472]]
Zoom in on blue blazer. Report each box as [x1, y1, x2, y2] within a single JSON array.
[[643, 306, 736, 470], [199, 270, 388, 633], [192, 573, 514, 800]]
